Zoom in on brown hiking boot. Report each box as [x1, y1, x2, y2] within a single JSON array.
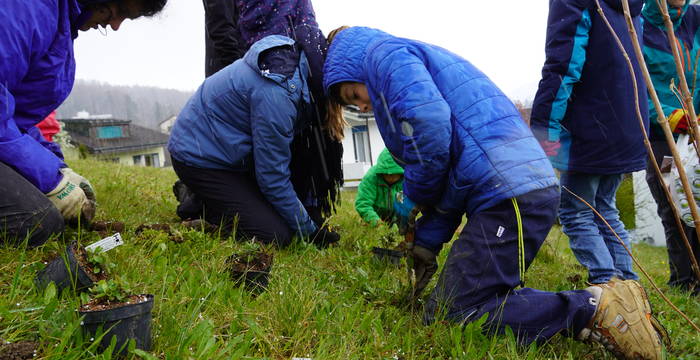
[[578, 279, 666, 360]]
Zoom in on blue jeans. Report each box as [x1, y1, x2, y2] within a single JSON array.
[[559, 172, 638, 283], [423, 187, 596, 345]]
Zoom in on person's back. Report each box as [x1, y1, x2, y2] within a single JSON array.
[[169, 35, 309, 171], [325, 27, 557, 216]]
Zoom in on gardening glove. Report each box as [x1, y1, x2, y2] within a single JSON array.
[[309, 225, 340, 248], [539, 139, 561, 157], [60, 168, 96, 202], [46, 175, 96, 224], [411, 245, 438, 298], [668, 109, 690, 134], [394, 191, 418, 235]]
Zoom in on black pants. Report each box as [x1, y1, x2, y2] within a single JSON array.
[[173, 159, 319, 247], [0, 162, 64, 247], [646, 140, 700, 291]]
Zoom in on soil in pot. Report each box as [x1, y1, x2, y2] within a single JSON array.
[[226, 251, 273, 293], [79, 294, 154, 354], [35, 242, 107, 293], [0, 341, 39, 360], [371, 247, 405, 265]]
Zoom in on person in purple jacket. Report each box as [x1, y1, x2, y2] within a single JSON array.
[[0, 0, 167, 248], [531, 0, 647, 285]]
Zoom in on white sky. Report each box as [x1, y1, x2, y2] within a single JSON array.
[[73, 0, 549, 102]]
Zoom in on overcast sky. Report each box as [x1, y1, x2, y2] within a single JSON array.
[[73, 0, 549, 102]]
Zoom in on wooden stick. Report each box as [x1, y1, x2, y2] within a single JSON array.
[[657, 0, 700, 155], [601, 0, 700, 281]]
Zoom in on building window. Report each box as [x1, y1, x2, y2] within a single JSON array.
[[352, 125, 371, 163], [133, 153, 160, 167], [97, 126, 123, 139]]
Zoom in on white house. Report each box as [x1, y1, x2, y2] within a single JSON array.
[[341, 107, 385, 187]]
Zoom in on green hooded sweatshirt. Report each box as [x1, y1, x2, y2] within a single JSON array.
[[355, 148, 405, 226]]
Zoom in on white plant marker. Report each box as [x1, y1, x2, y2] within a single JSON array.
[[85, 233, 124, 253]]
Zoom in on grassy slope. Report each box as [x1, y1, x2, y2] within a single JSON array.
[[1, 159, 698, 359]]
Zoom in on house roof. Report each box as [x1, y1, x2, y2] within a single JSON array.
[[62, 118, 169, 155]]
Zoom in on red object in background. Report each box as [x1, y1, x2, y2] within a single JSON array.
[[36, 111, 60, 142]]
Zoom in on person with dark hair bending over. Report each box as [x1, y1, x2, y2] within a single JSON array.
[[168, 32, 343, 248], [0, 0, 168, 248]]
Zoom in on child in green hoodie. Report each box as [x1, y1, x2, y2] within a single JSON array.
[[355, 149, 404, 227]]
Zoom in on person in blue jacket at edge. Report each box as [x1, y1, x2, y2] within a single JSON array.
[[533, 0, 644, 290], [0, 0, 167, 248], [323, 26, 667, 359], [642, 0, 700, 296], [168, 33, 342, 249], [533, 0, 646, 287], [172, 0, 345, 245]]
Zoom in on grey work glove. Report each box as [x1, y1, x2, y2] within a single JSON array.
[[60, 168, 96, 202], [411, 245, 438, 298]]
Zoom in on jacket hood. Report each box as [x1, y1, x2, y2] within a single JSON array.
[[643, 0, 689, 29], [603, 0, 645, 15], [323, 27, 389, 93], [244, 35, 302, 84], [374, 149, 404, 175]]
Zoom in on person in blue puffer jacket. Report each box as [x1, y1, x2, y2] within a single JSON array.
[[642, 0, 700, 295], [0, 0, 167, 248], [323, 26, 665, 356], [168, 35, 341, 248], [531, 0, 647, 286]]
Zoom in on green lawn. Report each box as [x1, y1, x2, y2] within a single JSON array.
[[1, 159, 698, 359]]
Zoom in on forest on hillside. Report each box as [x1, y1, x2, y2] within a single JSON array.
[[57, 80, 193, 130]]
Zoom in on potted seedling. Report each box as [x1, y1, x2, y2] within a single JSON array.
[[225, 242, 273, 293], [35, 241, 112, 294], [78, 278, 154, 355]]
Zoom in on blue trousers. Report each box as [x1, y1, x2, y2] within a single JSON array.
[[423, 186, 596, 345], [559, 172, 638, 283]]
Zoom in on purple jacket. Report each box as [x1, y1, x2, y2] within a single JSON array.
[[0, 0, 85, 192]]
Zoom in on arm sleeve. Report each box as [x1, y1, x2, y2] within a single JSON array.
[[0, 3, 64, 193], [366, 45, 452, 206], [355, 173, 381, 225], [250, 85, 317, 236], [530, 1, 592, 142], [203, 0, 245, 69]]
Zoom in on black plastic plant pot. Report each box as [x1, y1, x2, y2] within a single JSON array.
[[226, 252, 273, 294], [79, 294, 154, 355], [371, 247, 405, 265], [35, 242, 94, 294]]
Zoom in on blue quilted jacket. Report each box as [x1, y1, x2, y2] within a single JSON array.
[[643, 0, 700, 141], [531, 0, 649, 174], [168, 35, 317, 236], [0, 0, 86, 193], [323, 27, 558, 250]]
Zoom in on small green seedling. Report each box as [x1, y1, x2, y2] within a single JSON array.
[[88, 278, 132, 303], [86, 246, 117, 276]]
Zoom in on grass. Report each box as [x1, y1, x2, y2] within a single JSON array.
[[1, 159, 698, 359]]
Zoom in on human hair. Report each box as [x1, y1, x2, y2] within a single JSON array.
[[79, 0, 167, 17], [325, 26, 351, 141]]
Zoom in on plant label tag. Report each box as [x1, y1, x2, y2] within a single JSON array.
[[85, 233, 123, 253]]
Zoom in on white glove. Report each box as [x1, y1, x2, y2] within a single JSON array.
[[60, 168, 96, 202], [46, 172, 96, 224]]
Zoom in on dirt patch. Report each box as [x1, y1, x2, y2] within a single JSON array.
[[0, 341, 39, 359], [72, 244, 109, 283], [79, 294, 149, 312], [135, 223, 172, 234], [226, 251, 273, 272], [90, 221, 125, 236]]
